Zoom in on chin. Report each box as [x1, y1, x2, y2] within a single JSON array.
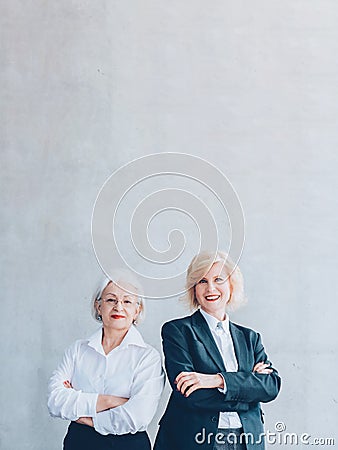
[[106, 319, 127, 328]]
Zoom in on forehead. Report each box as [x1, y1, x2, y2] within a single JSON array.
[[102, 281, 137, 297], [204, 261, 227, 277]]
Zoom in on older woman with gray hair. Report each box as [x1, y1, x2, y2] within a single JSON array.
[[154, 251, 281, 450], [48, 270, 164, 450]]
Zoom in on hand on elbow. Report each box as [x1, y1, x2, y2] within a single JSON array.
[[174, 372, 224, 397], [253, 362, 273, 374]]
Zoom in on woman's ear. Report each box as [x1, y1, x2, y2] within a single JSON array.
[[95, 299, 101, 313], [133, 303, 141, 324]]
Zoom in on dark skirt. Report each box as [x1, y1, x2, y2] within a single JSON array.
[[63, 422, 151, 450]]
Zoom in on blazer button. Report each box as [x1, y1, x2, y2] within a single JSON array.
[[211, 416, 217, 423]]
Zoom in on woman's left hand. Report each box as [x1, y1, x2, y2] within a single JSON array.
[[175, 372, 224, 397], [253, 362, 273, 374], [75, 417, 94, 427]]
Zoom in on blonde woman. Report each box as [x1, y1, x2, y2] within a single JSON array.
[[154, 251, 281, 450], [48, 271, 164, 450]]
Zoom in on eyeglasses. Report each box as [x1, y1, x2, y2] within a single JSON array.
[[99, 296, 140, 309]]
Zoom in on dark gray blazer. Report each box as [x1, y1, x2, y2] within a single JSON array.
[[154, 310, 281, 450]]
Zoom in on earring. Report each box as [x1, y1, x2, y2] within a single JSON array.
[[98, 314, 102, 321]]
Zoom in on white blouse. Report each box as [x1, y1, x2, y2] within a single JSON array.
[[200, 309, 243, 429], [48, 326, 165, 435]]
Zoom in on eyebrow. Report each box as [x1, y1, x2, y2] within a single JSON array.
[[103, 292, 135, 297], [199, 275, 225, 280]]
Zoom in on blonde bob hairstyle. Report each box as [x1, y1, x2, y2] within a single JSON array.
[[183, 251, 247, 312], [92, 269, 145, 325]]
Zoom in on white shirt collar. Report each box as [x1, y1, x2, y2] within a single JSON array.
[[122, 325, 147, 349], [200, 308, 230, 334], [87, 325, 147, 354]]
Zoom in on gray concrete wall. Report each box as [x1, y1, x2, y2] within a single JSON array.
[[1, 1, 337, 449]]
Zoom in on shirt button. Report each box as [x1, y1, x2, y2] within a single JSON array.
[[211, 416, 217, 423]]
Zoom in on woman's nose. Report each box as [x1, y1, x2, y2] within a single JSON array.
[[113, 300, 124, 311], [206, 282, 217, 292]]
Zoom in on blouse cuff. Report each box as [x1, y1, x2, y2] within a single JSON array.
[[77, 392, 99, 418], [93, 410, 116, 436]]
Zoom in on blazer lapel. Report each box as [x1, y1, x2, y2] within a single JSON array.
[[191, 310, 226, 372], [229, 322, 248, 371]]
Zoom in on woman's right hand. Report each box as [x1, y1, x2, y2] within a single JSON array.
[[76, 417, 94, 427]]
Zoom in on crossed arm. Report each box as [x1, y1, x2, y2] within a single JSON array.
[[47, 343, 128, 428], [175, 361, 272, 397], [162, 321, 281, 410], [61, 380, 127, 427], [48, 342, 164, 434]]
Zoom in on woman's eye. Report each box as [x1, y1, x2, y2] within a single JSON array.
[[215, 277, 224, 283], [124, 300, 132, 304], [199, 279, 207, 284]]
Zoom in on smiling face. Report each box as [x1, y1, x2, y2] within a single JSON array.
[[194, 261, 232, 321], [97, 281, 140, 332]]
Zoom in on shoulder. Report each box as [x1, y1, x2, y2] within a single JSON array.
[[163, 315, 194, 327], [132, 342, 163, 376], [66, 337, 89, 354], [67, 328, 102, 354], [162, 314, 195, 332], [57, 337, 89, 363], [140, 341, 162, 360], [161, 313, 203, 343], [130, 327, 162, 364], [230, 321, 264, 346], [231, 321, 258, 335]]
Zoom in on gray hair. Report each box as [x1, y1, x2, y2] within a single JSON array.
[[92, 269, 145, 324]]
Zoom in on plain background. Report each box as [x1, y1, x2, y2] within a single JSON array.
[[1, 1, 338, 449]]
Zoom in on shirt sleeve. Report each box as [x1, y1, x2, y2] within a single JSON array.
[[92, 347, 165, 435], [47, 341, 98, 421]]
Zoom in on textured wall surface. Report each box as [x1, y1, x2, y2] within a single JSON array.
[[1, 1, 338, 449]]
